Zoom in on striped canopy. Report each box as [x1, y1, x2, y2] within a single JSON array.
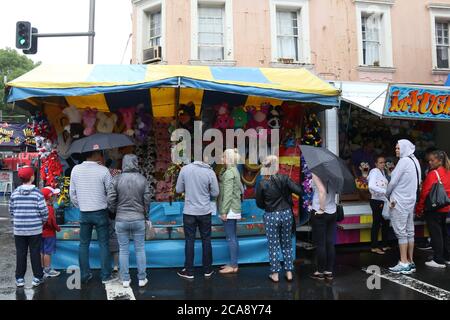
[[6, 64, 340, 117]]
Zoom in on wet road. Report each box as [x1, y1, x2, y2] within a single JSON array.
[[1, 203, 450, 300]]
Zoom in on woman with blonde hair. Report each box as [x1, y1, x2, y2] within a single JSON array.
[[217, 149, 243, 274], [256, 155, 302, 282]]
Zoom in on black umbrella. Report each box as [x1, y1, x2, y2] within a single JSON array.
[[67, 133, 134, 154], [300, 145, 355, 194]]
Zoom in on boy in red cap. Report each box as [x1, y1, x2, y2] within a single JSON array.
[[9, 166, 48, 288], [40, 187, 61, 278]]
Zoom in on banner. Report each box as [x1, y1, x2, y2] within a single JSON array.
[[384, 84, 450, 121], [0, 123, 35, 147]]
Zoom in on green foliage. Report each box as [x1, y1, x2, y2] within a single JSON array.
[[0, 47, 40, 122]]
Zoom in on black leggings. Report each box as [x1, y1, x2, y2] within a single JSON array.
[[426, 211, 450, 264], [370, 199, 389, 249], [312, 212, 337, 273]]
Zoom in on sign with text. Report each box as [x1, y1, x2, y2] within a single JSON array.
[[0, 123, 35, 147], [384, 84, 450, 121]]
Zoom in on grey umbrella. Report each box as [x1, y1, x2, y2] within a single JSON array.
[[300, 145, 355, 194], [67, 133, 134, 154]]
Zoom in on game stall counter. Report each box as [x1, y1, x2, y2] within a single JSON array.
[[5, 64, 340, 269], [329, 81, 450, 244]]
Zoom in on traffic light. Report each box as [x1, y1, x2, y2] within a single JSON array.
[[23, 28, 38, 54], [16, 21, 32, 50]]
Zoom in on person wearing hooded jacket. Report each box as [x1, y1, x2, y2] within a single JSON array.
[[386, 139, 421, 274], [107, 154, 151, 288]]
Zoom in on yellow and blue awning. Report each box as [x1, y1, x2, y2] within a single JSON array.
[[6, 64, 340, 117]]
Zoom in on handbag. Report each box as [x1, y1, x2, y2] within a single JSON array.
[[336, 204, 344, 222], [425, 170, 450, 212]]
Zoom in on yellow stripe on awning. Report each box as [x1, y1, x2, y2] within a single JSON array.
[[65, 94, 109, 112], [150, 88, 176, 118], [245, 96, 283, 107]]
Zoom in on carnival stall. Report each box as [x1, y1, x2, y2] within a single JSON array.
[[5, 64, 339, 269], [331, 81, 450, 244]]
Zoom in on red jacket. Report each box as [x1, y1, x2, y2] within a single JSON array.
[[42, 205, 61, 238], [416, 167, 450, 215]]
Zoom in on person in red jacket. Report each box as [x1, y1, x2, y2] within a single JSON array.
[[40, 187, 61, 278], [416, 150, 450, 268]]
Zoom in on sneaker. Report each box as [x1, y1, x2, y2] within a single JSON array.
[[425, 260, 446, 268], [31, 277, 44, 287], [139, 278, 148, 287], [445, 261, 450, 266], [389, 262, 412, 274], [416, 242, 432, 250], [204, 270, 215, 278], [177, 269, 194, 279], [44, 269, 61, 278], [409, 262, 416, 273], [15, 278, 25, 287], [324, 271, 334, 280], [122, 280, 131, 288], [310, 272, 325, 280], [102, 274, 119, 284]]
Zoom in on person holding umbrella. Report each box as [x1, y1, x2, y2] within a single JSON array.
[[300, 145, 355, 281], [256, 155, 302, 283]]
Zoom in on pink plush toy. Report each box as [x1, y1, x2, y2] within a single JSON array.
[[82, 108, 98, 136], [246, 105, 269, 139], [118, 107, 136, 136], [213, 103, 234, 131]]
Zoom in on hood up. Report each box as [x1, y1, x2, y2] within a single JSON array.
[[122, 154, 139, 173], [398, 139, 416, 158], [192, 161, 212, 169]]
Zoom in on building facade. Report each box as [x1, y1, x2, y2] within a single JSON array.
[[132, 0, 450, 84]]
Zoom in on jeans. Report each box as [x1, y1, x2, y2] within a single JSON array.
[[115, 220, 147, 281], [79, 209, 111, 281], [370, 199, 389, 249], [183, 214, 212, 274], [15, 234, 43, 280], [263, 209, 294, 273], [223, 219, 239, 268], [312, 212, 337, 273], [426, 211, 450, 264]]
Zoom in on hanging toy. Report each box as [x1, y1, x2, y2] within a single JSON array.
[[96, 112, 118, 134], [62, 106, 84, 139], [134, 104, 153, 143], [231, 106, 248, 129], [301, 113, 322, 147], [177, 102, 196, 133], [118, 107, 136, 136], [82, 108, 98, 136], [213, 103, 234, 133], [246, 104, 269, 139], [267, 105, 282, 130]]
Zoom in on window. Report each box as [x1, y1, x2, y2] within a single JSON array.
[[361, 13, 381, 66], [276, 10, 300, 61], [198, 5, 225, 60], [436, 21, 450, 69], [355, 1, 393, 68], [149, 11, 161, 47]]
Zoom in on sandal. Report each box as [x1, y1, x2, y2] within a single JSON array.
[[219, 266, 239, 274], [371, 248, 385, 255], [268, 274, 279, 283], [285, 271, 293, 282]]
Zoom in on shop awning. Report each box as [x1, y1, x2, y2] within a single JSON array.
[[334, 81, 450, 121], [5, 64, 340, 117]]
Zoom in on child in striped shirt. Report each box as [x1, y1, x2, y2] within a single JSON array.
[[9, 166, 48, 288]]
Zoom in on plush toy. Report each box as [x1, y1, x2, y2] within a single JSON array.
[[63, 106, 84, 139], [56, 130, 72, 160], [213, 103, 234, 132], [355, 162, 370, 190], [246, 105, 269, 139], [231, 106, 248, 129], [135, 104, 152, 143], [301, 113, 322, 147], [97, 112, 118, 134], [40, 150, 63, 189], [118, 107, 136, 136], [267, 105, 282, 130], [177, 102, 196, 132], [44, 105, 69, 134], [300, 155, 313, 211], [385, 161, 395, 177], [32, 112, 57, 142], [82, 108, 98, 136]]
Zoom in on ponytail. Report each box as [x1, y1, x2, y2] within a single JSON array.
[[431, 150, 450, 171]]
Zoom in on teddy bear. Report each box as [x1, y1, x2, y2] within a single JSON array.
[[82, 108, 98, 136], [231, 106, 248, 129], [246, 105, 269, 139], [118, 107, 136, 136], [213, 103, 234, 132], [96, 112, 118, 134], [62, 106, 84, 139], [134, 104, 152, 143], [43, 104, 69, 134], [267, 105, 282, 130], [177, 102, 196, 133]]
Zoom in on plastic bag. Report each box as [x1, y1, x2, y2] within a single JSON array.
[[145, 220, 156, 240], [382, 199, 391, 220]]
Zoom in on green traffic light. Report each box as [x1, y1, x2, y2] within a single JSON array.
[[19, 38, 26, 45]]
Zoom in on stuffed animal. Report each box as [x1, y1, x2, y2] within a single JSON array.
[[135, 104, 152, 143], [213, 103, 234, 132], [44, 105, 69, 134], [40, 150, 63, 189], [97, 112, 118, 134], [118, 107, 136, 136], [177, 102, 196, 132], [63, 106, 84, 139], [267, 105, 282, 130], [82, 108, 98, 136], [231, 106, 248, 129], [246, 105, 269, 139]]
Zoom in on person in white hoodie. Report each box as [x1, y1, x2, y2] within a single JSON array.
[[368, 155, 390, 255], [386, 139, 421, 274]]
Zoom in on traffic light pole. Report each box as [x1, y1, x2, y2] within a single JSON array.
[[28, 0, 96, 63]]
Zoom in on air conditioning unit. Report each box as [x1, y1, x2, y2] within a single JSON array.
[[142, 46, 162, 64]]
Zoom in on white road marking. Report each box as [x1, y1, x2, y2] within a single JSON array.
[[363, 267, 450, 300], [104, 281, 136, 300], [0, 217, 9, 221]]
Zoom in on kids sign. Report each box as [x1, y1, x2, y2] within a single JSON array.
[[384, 84, 450, 121]]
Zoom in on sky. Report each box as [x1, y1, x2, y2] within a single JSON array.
[[0, 0, 133, 64]]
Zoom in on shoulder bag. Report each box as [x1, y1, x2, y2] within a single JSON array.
[[425, 170, 450, 212]]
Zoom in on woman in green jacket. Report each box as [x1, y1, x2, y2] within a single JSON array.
[[218, 149, 243, 274]]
